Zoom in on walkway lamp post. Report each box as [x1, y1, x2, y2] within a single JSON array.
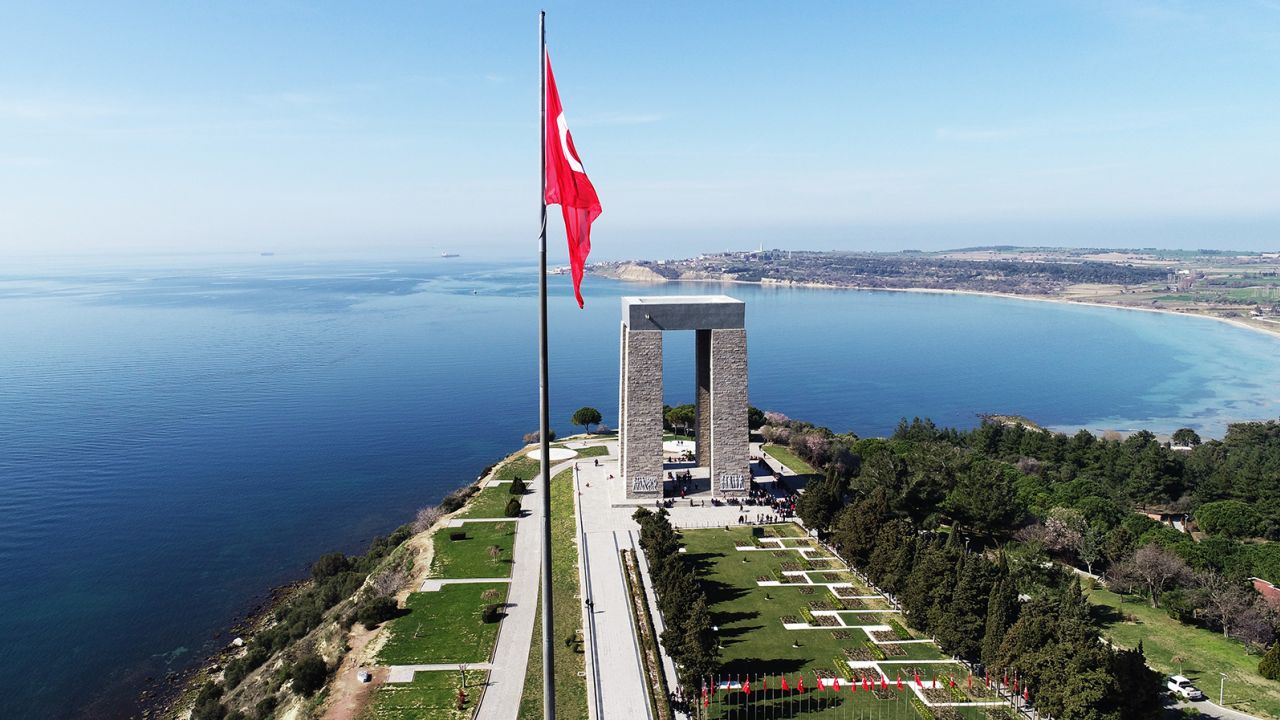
[[1220, 672, 1227, 706]]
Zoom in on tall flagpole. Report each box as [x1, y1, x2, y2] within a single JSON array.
[[538, 9, 556, 720]]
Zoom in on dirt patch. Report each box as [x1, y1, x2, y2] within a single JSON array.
[[320, 625, 388, 720]]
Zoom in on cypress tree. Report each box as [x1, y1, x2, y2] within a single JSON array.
[[676, 595, 720, 696], [1261, 641, 1280, 680], [981, 574, 1018, 670]]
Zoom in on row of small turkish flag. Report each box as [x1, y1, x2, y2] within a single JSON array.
[[700, 672, 1029, 707]]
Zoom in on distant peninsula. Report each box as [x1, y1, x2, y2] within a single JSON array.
[[590, 246, 1280, 337]]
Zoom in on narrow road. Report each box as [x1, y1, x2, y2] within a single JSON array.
[[474, 458, 575, 720], [1180, 699, 1264, 720]]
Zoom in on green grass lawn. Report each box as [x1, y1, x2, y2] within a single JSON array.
[[762, 444, 817, 475], [518, 468, 588, 719], [457, 485, 521, 519], [1085, 583, 1280, 719], [571, 445, 609, 458], [494, 455, 541, 483], [430, 521, 516, 578], [680, 527, 992, 719], [364, 669, 488, 720], [377, 584, 508, 665]]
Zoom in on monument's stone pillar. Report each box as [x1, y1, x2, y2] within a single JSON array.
[[618, 320, 628, 464], [710, 328, 749, 496], [694, 329, 712, 466], [621, 327, 663, 498]]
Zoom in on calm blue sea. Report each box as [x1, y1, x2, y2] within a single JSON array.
[[2, 258, 1279, 718]]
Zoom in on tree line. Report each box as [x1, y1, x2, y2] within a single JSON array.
[[770, 414, 1280, 711], [633, 507, 719, 698]]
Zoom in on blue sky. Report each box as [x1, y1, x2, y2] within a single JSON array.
[[1, 1, 1279, 260]]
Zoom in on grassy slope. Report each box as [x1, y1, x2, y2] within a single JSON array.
[[377, 583, 508, 665], [430, 521, 516, 578], [495, 456, 541, 483], [762, 444, 818, 475], [457, 484, 521, 519], [518, 468, 587, 719], [1086, 583, 1280, 719], [363, 669, 488, 720], [680, 527, 993, 719]]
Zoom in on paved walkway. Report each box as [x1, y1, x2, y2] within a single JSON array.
[[577, 460, 655, 720], [387, 663, 492, 683], [474, 458, 575, 720], [418, 577, 512, 592]]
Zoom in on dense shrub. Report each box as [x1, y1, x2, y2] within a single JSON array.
[[310, 552, 351, 580], [482, 603, 502, 623], [290, 654, 328, 696], [254, 696, 278, 719], [449, 531, 467, 541], [190, 682, 225, 720], [1261, 642, 1280, 680], [356, 596, 401, 630], [223, 645, 269, 689], [510, 477, 527, 495], [504, 497, 522, 518], [441, 486, 479, 513]]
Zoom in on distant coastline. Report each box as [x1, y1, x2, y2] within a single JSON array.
[[591, 258, 1280, 342]]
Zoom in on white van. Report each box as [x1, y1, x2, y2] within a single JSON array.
[[1167, 675, 1205, 701]]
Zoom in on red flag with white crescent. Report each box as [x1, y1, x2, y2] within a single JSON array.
[[544, 50, 602, 309], [781, 676, 789, 692]]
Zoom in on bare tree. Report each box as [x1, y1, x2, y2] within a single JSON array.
[[1235, 599, 1277, 649], [370, 567, 410, 597], [413, 505, 443, 533], [1044, 507, 1087, 555], [1108, 544, 1192, 608], [763, 411, 791, 427]]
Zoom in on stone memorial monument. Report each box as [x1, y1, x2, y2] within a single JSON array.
[[618, 295, 749, 499]]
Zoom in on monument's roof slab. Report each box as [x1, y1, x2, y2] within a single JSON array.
[[622, 295, 745, 330]]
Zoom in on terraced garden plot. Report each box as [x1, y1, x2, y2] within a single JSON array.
[[364, 669, 488, 720], [377, 584, 508, 665], [429, 521, 516, 578], [681, 526, 1012, 719]]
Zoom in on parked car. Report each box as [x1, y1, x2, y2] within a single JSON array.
[[1167, 675, 1205, 701]]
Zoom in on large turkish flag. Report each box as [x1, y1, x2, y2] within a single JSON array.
[[544, 50, 602, 309]]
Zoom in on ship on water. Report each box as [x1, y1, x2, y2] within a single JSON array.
[[440, 252, 460, 258]]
